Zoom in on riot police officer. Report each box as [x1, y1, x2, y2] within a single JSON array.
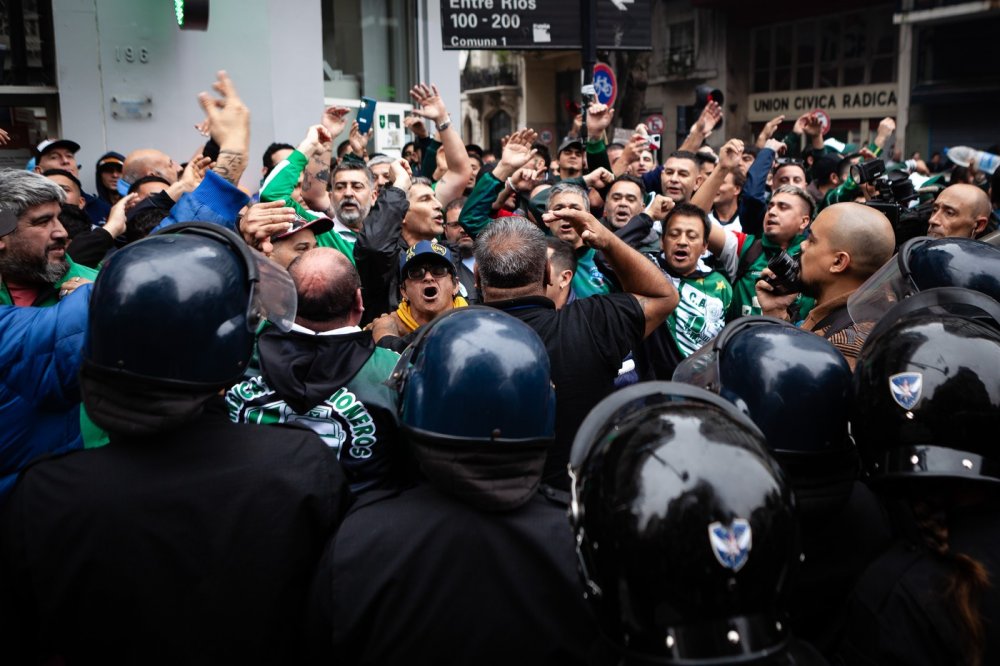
[[674, 317, 891, 653], [0, 223, 350, 665], [847, 235, 1000, 324], [570, 381, 828, 665], [836, 288, 1000, 665], [307, 307, 596, 665]]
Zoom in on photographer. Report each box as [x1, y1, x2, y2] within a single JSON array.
[[821, 117, 896, 210], [755, 202, 895, 369]]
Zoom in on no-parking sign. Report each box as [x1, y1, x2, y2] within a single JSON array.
[[593, 63, 617, 107]]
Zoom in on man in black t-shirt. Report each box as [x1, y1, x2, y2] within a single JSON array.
[[476, 215, 678, 490]]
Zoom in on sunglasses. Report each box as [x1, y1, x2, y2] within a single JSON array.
[[406, 264, 451, 280]]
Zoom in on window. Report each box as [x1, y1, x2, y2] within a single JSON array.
[[321, 0, 416, 103], [1, 0, 56, 87], [488, 110, 511, 157], [1, 0, 60, 163], [667, 20, 695, 75], [751, 8, 897, 93]]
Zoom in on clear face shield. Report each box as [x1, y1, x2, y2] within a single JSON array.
[[672, 317, 791, 394], [847, 234, 1000, 327], [154, 222, 298, 332], [247, 247, 297, 332]]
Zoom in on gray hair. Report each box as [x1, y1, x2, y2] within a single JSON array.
[[367, 154, 395, 168], [331, 161, 375, 190], [475, 216, 547, 290], [772, 184, 816, 219], [0, 169, 66, 219], [546, 181, 590, 213]]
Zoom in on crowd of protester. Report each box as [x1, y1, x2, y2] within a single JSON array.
[[1, 69, 999, 665]]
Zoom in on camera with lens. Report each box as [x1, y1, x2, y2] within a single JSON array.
[[851, 158, 932, 246], [762, 250, 803, 296]]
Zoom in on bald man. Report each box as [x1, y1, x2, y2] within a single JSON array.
[[757, 202, 895, 368], [121, 149, 180, 194], [226, 247, 401, 493], [927, 184, 992, 239]]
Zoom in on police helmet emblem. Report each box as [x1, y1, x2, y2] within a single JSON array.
[[889, 372, 923, 411], [708, 519, 752, 572]]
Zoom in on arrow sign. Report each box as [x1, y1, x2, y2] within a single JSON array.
[[610, 0, 635, 9]]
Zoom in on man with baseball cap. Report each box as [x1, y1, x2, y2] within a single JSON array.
[[33, 139, 81, 177], [267, 212, 334, 269], [555, 136, 586, 181], [370, 240, 468, 350], [34, 138, 114, 225]]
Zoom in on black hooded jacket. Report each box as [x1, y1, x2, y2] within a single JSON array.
[[227, 327, 401, 493]]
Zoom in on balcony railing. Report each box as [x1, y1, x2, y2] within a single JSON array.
[[461, 65, 520, 92]]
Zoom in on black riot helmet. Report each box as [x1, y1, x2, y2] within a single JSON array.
[[847, 235, 1000, 325], [390, 306, 555, 445], [86, 222, 296, 389], [389, 307, 556, 510], [852, 287, 1000, 487], [570, 382, 799, 664], [674, 317, 856, 506]]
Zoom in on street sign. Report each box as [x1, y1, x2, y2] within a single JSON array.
[[440, 0, 651, 51], [592, 63, 616, 107], [811, 108, 831, 135], [644, 113, 664, 134]]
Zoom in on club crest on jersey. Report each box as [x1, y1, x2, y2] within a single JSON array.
[[708, 519, 752, 572], [889, 372, 922, 410]]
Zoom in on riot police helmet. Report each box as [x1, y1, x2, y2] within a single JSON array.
[[570, 382, 799, 664]]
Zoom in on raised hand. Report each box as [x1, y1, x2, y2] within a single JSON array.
[[321, 106, 351, 138], [240, 200, 298, 256], [583, 166, 615, 189], [646, 195, 675, 221], [198, 71, 250, 184], [348, 121, 371, 158], [103, 192, 138, 239], [586, 102, 615, 140], [409, 83, 449, 124], [547, 207, 611, 250], [388, 157, 413, 192], [695, 100, 722, 138], [299, 124, 333, 157], [403, 115, 428, 139], [719, 139, 745, 171], [756, 115, 785, 148], [494, 128, 539, 180]]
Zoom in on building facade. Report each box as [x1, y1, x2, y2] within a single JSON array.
[[0, 0, 459, 192], [458, 0, 999, 160]]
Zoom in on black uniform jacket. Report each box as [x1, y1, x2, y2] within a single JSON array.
[[309, 482, 597, 665], [0, 399, 351, 665]]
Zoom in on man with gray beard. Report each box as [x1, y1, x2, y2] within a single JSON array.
[[0, 169, 96, 307]]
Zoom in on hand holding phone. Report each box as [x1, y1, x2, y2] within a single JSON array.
[[357, 96, 377, 135]]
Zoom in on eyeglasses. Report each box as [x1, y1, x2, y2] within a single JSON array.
[[406, 264, 451, 280], [443, 222, 463, 229]]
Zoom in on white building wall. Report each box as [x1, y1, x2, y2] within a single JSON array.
[[51, 0, 325, 192]]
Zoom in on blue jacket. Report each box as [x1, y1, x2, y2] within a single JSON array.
[[151, 170, 250, 234], [0, 285, 92, 500]]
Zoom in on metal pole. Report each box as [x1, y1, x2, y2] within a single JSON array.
[[581, 0, 597, 86]]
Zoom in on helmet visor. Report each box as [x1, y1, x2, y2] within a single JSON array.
[[249, 248, 297, 331], [847, 246, 915, 327]]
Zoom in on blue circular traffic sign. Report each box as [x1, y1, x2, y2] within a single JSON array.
[[593, 63, 617, 107]]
